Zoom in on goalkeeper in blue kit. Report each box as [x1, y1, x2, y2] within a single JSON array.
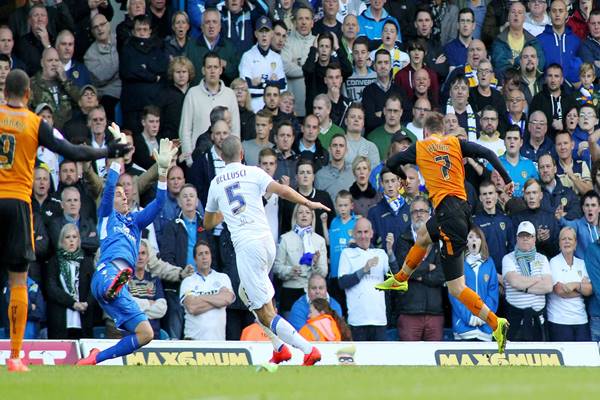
[[78, 125, 178, 365]]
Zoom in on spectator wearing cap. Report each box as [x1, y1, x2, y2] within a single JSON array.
[[368, 95, 415, 161], [502, 220, 553, 341], [29, 46, 80, 131], [62, 84, 100, 143], [119, 15, 169, 132], [84, 13, 121, 123], [55, 29, 91, 89], [184, 8, 239, 86], [239, 15, 287, 112]]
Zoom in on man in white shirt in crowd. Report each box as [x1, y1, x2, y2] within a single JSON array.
[[338, 217, 398, 341], [180, 241, 235, 340]]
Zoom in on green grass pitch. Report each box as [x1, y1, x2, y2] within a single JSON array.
[[1, 366, 599, 400]]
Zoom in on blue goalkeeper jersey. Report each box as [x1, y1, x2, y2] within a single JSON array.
[[97, 163, 166, 268]]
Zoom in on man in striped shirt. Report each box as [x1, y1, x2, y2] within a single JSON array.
[[502, 221, 553, 341]]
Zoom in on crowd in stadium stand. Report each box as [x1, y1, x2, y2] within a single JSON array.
[[2, 0, 600, 344]]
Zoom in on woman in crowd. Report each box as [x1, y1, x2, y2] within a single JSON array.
[[156, 56, 195, 141], [349, 156, 381, 217], [547, 227, 593, 341], [299, 298, 352, 341], [274, 204, 328, 316], [450, 227, 499, 341], [46, 224, 96, 339], [165, 11, 191, 58], [231, 78, 256, 141], [280, 160, 336, 237]]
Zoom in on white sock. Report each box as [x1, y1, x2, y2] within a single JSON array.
[[256, 320, 285, 351], [270, 315, 312, 354]]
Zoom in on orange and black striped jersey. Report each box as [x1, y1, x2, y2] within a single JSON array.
[[0, 105, 42, 203], [0, 104, 115, 204], [387, 134, 513, 209]]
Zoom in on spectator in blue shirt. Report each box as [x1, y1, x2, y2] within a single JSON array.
[[489, 125, 539, 198], [521, 111, 555, 163], [444, 8, 476, 68], [288, 273, 343, 330]]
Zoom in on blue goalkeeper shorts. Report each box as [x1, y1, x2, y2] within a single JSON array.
[[91, 263, 148, 333]]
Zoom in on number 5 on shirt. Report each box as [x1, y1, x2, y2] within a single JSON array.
[[225, 182, 246, 215]]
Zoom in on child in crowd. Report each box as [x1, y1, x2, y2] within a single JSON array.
[[325, 190, 357, 311], [299, 298, 352, 341], [576, 63, 600, 107]]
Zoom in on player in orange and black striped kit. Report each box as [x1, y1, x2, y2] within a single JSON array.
[[375, 112, 515, 353], [0, 70, 130, 372]]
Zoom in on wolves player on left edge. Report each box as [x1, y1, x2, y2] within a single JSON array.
[[77, 128, 178, 365]]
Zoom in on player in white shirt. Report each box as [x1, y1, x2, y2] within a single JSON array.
[[204, 136, 330, 366]]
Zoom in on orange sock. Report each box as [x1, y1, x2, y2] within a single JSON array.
[[394, 244, 427, 281], [9, 285, 28, 359], [457, 287, 498, 331]]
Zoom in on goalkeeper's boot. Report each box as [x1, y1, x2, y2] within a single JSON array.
[[106, 268, 132, 300], [7, 358, 29, 372], [374, 273, 408, 292], [302, 347, 321, 366], [270, 344, 292, 364], [492, 318, 510, 354], [76, 348, 100, 366]]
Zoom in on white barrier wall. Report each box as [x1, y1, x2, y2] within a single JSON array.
[[78, 340, 600, 367]]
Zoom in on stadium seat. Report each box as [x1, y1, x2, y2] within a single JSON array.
[[385, 328, 399, 341], [159, 329, 170, 340], [93, 326, 107, 339], [443, 328, 455, 341]]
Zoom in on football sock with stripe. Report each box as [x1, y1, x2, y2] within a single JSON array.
[[270, 315, 312, 354]]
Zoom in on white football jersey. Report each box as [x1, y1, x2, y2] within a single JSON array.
[[206, 162, 274, 247]]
